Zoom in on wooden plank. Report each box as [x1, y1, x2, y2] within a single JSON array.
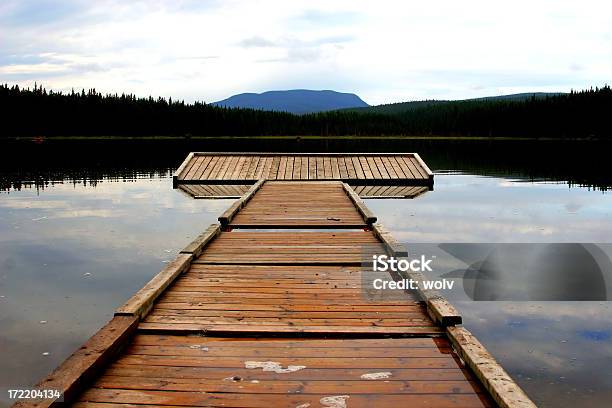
[[316, 156, 325, 179], [428, 298, 463, 327], [300, 156, 308, 180], [392, 156, 411, 178], [201, 156, 221, 179], [173, 152, 194, 181], [374, 156, 390, 178], [372, 223, 407, 257], [208, 156, 227, 179], [331, 157, 341, 178], [352, 156, 366, 179], [409, 156, 429, 179], [369, 223, 462, 327], [447, 326, 536, 408], [260, 157, 274, 179], [130, 335, 449, 348], [137, 323, 442, 335], [308, 157, 316, 180], [413, 153, 434, 178], [192, 156, 214, 181], [342, 183, 377, 224], [238, 156, 252, 179], [183, 156, 204, 180], [323, 156, 332, 178], [278, 156, 287, 179], [286, 156, 295, 179], [115, 254, 193, 318], [366, 156, 382, 178], [245, 156, 260, 179], [75, 389, 489, 407], [229, 156, 247, 179], [94, 375, 482, 394], [179, 224, 221, 258], [219, 156, 237, 180], [11, 316, 138, 408], [400, 156, 425, 179], [218, 180, 266, 225], [338, 157, 348, 178], [269, 156, 281, 180], [253, 156, 266, 179], [292, 156, 301, 179], [230, 182, 366, 227], [382, 156, 399, 179], [359, 156, 374, 179]]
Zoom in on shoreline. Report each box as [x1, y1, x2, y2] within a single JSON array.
[[1, 135, 609, 142]]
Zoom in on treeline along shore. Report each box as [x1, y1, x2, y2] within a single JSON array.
[[1, 84, 611, 139]]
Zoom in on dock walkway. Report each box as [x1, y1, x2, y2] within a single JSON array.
[[16, 163, 535, 407]]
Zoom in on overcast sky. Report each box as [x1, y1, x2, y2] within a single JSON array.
[[1, 0, 610, 104]]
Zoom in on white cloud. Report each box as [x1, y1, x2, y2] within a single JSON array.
[[1, 0, 611, 104]]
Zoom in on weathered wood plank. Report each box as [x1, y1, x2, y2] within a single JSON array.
[[371, 223, 407, 257], [447, 326, 537, 408], [342, 183, 377, 224], [115, 254, 193, 318], [218, 180, 265, 226], [179, 224, 221, 258], [12, 316, 138, 408]]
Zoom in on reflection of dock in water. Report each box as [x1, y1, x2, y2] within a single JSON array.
[[15, 153, 535, 408], [178, 183, 429, 199]]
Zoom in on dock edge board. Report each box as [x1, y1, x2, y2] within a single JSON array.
[[371, 221, 462, 327], [218, 179, 265, 226], [447, 326, 537, 408], [11, 315, 138, 408]]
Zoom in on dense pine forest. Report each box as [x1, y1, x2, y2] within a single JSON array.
[[1, 84, 610, 138]]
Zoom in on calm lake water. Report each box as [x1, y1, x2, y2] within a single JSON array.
[[0, 139, 611, 407]]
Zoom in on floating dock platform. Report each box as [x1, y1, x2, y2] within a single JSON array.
[[14, 153, 535, 408]]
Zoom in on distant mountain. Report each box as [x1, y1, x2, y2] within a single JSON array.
[[212, 89, 369, 114], [344, 92, 565, 115]]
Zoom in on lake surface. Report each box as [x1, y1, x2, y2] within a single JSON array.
[[0, 139, 611, 407]]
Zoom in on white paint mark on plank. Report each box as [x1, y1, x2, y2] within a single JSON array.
[[320, 395, 349, 408], [360, 371, 392, 380], [245, 361, 306, 373]]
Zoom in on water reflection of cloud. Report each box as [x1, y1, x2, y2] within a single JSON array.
[[367, 174, 612, 243], [367, 174, 612, 406], [453, 300, 612, 403], [1, 176, 233, 400], [2, 173, 611, 408]]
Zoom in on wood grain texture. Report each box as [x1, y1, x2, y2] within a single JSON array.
[[447, 326, 536, 408], [230, 181, 367, 228], [174, 153, 434, 185], [12, 316, 138, 408], [179, 224, 220, 258], [145, 264, 440, 335], [115, 254, 192, 318], [69, 335, 493, 408], [218, 179, 265, 225], [342, 182, 377, 224]]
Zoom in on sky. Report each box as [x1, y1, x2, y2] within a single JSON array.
[[0, 0, 611, 105]]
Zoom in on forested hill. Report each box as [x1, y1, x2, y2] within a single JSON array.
[[343, 93, 563, 115], [1, 84, 610, 138]]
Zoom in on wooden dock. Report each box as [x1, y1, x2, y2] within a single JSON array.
[[173, 153, 434, 189], [15, 156, 536, 408]]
